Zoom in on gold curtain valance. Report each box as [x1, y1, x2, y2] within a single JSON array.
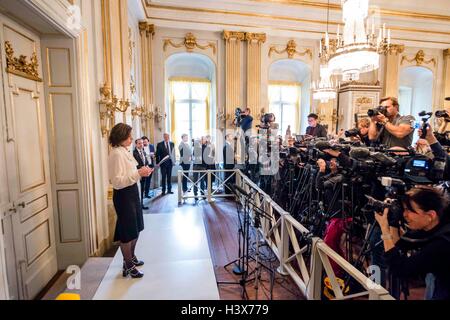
[[169, 77, 211, 83]]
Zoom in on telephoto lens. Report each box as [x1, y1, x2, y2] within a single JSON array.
[[345, 128, 360, 137], [435, 110, 449, 118]]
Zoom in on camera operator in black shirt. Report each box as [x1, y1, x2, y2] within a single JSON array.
[[345, 118, 371, 146], [375, 187, 450, 300], [368, 97, 415, 149]]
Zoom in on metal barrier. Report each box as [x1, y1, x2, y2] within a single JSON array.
[[177, 168, 394, 300]]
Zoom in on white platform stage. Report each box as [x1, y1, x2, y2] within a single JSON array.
[[93, 210, 220, 300]]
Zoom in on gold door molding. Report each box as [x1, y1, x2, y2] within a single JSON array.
[[269, 40, 312, 59], [4, 41, 42, 82], [401, 50, 436, 67], [163, 33, 216, 55]]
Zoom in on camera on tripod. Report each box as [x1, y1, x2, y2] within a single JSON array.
[[367, 105, 388, 117], [257, 113, 276, 130]]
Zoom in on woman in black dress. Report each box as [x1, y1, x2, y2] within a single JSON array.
[[108, 123, 153, 278]]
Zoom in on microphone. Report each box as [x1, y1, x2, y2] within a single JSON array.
[[349, 147, 370, 160], [314, 141, 331, 151]]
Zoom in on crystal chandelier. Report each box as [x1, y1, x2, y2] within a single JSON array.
[[320, 0, 391, 81], [313, 65, 337, 103]]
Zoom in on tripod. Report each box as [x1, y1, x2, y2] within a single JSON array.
[[218, 185, 275, 300]]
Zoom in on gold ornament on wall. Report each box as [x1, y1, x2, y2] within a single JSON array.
[[163, 33, 216, 55], [4, 41, 42, 82], [99, 84, 131, 137], [401, 50, 436, 67], [223, 31, 245, 42], [355, 97, 373, 107], [269, 40, 312, 59]]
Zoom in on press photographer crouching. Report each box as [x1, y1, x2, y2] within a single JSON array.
[[368, 97, 415, 149], [345, 118, 371, 146], [375, 187, 450, 300]]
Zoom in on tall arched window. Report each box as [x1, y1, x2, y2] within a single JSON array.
[[165, 53, 216, 148], [170, 78, 210, 143], [268, 81, 301, 134], [268, 59, 311, 134]]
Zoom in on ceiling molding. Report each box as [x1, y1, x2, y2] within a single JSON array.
[[148, 16, 450, 46], [143, 3, 450, 36], [250, 0, 450, 22]]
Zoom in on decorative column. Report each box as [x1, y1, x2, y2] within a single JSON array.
[[245, 32, 266, 123], [139, 22, 155, 142], [383, 44, 404, 97], [223, 31, 245, 124], [444, 49, 450, 108]]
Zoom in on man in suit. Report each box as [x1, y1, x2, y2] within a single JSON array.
[[192, 137, 207, 201], [133, 138, 149, 210], [156, 133, 175, 195], [305, 113, 328, 138], [178, 134, 192, 193], [142, 136, 155, 198], [223, 134, 235, 195]]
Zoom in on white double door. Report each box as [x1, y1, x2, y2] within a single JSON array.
[[0, 15, 57, 299]]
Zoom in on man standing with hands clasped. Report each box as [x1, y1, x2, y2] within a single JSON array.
[[156, 133, 175, 195]]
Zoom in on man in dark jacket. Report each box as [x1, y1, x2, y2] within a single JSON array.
[[223, 134, 235, 194], [306, 113, 328, 138], [133, 138, 149, 209], [156, 133, 175, 195]]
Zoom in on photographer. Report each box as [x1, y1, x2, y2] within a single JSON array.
[[368, 97, 415, 148], [418, 122, 450, 180], [375, 187, 450, 300], [233, 107, 253, 133], [346, 118, 371, 146]]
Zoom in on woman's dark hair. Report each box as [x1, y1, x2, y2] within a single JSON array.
[[109, 123, 132, 147], [403, 187, 449, 219]]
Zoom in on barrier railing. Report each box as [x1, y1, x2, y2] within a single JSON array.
[[177, 168, 394, 300]]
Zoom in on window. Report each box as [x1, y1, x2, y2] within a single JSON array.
[[268, 83, 301, 134], [170, 79, 210, 147]]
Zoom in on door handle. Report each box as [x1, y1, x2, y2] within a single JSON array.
[[17, 202, 25, 208]]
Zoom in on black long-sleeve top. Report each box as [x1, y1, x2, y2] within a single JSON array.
[[385, 221, 450, 300]]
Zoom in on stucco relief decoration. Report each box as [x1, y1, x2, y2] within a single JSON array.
[[355, 97, 374, 112], [163, 33, 216, 55], [4, 41, 42, 82], [401, 50, 436, 67], [269, 40, 312, 59]]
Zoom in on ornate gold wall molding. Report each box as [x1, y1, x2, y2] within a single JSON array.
[[163, 33, 216, 54], [223, 31, 245, 42], [401, 50, 436, 67], [4, 41, 42, 82], [268, 40, 312, 59]]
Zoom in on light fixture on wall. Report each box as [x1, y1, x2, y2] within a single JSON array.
[[312, 65, 337, 103], [319, 0, 391, 81]]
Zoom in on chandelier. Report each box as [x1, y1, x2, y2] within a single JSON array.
[[320, 0, 391, 81], [313, 65, 337, 103]]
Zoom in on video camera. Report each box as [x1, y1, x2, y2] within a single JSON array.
[[345, 128, 360, 138]]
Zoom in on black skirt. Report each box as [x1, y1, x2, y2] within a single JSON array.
[[113, 183, 144, 243]]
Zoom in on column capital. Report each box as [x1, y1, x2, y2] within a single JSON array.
[[245, 32, 266, 44], [444, 49, 450, 57], [386, 44, 405, 56], [223, 31, 245, 42], [139, 22, 155, 37]]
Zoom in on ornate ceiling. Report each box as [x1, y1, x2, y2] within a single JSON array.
[[139, 0, 450, 48]]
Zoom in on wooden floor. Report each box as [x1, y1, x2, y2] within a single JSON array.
[[145, 185, 304, 300]]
